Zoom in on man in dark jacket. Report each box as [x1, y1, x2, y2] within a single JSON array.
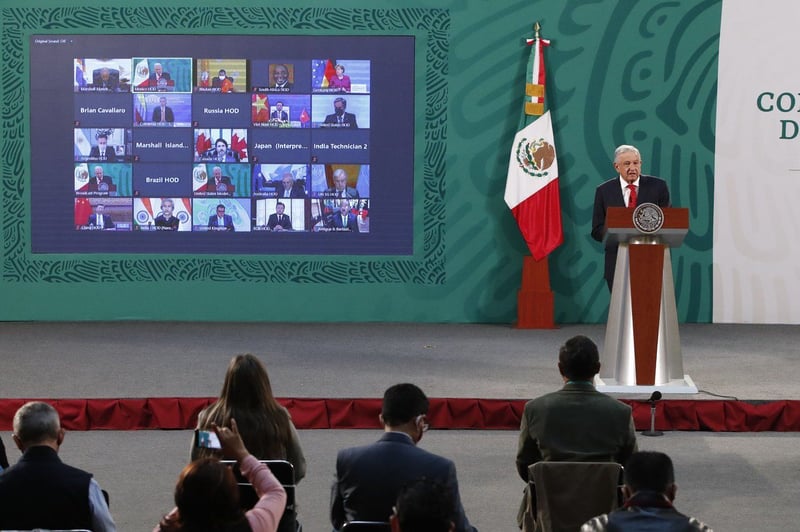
[[0, 401, 116, 531]]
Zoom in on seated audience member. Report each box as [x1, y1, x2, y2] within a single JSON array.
[[331, 383, 477, 532], [193, 354, 306, 483], [391, 478, 456, 532], [581, 451, 713, 531], [157, 419, 286, 532], [0, 401, 116, 531], [515, 335, 637, 528]]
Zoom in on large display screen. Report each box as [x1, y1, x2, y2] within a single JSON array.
[[30, 35, 414, 254]]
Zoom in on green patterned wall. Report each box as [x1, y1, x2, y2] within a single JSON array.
[[0, 0, 719, 323]]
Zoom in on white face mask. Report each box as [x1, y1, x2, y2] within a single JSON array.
[[218, 75, 226, 80]]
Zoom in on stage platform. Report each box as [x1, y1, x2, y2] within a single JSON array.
[[1, 321, 798, 431]]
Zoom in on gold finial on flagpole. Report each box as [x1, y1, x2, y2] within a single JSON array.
[[534, 21, 540, 40]]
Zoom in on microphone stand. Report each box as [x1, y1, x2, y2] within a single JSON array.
[[642, 391, 663, 437]]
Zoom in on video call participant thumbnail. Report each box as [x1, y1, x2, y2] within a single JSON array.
[[271, 63, 293, 90], [87, 203, 115, 229], [208, 204, 235, 232], [206, 166, 235, 195], [332, 199, 359, 232], [88, 132, 117, 162], [93, 67, 120, 92], [274, 172, 306, 199], [211, 69, 235, 92], [329, 63, 351, 93], [323, 97, 358, 128], [154, 198, 179, 230], [267, 201, 292, 231], [200, 138, 240, 163], [136, 62, 173, 91], [88, 166, 116, 194], [151, 96, 174, 124], [325, 168, 359, 199]]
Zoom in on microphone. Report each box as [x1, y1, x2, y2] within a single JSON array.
[[642, 390, 664, 437], [648, 390, 662, 405]]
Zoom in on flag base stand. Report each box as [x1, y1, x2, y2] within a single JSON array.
[[515, 255, 557, 329]]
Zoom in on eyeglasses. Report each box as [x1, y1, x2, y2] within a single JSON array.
[[415, 414, 430, 433]]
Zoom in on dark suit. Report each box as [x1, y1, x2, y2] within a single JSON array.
[[267, 213, 292, 231], [88, 146, 117, 162], [271, 110, 289, 121], [202, 149, 239, 163], [331, 432, 476, 532], [87, 213, 115, 228], [325, 187, 359, 199], [208, 214, 235, 231], [152, 106, 174, 123], [277, 184, 306, 199], [323, 112, 358, 128], [591, 175, 670, 290], [332, 212, 359, 232], [147, 72, 171, 84], [206, 177, 233, 193], [88, 176, 114, 193], [93, 70, 119, 92]]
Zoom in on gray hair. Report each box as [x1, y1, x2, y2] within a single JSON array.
[[614, 145, 641, 162], [13, 401, 60, 445]]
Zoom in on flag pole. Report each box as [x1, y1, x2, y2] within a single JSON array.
[[514, 21, 557, 329]]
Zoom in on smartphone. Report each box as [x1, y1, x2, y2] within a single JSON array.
[[195, 429, 221, 449]]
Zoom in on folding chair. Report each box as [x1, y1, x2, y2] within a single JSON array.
[[340, 521, 392, 531], [523, 461, 622, 532], [222, 459, 299, 532]]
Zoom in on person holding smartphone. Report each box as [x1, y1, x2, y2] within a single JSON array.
[[156, 419, 286, 532], [191, 354, 306, 483]]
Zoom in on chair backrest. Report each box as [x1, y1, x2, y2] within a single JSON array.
[[221, 459, 297, 532], [529, 461, 622, 532], [340, 521, 392, 532]]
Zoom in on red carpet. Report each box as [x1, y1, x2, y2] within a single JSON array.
[[1, 398, 799, 432]]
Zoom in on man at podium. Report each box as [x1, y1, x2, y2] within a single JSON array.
[[591, 145, 670, 290]]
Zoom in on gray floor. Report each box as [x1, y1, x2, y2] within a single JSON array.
[[1, 429, 797, 531], [1, 321, 800, 530]]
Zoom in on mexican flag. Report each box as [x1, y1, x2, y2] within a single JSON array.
[[504, 34, 562, 260]]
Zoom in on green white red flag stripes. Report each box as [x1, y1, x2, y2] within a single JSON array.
[[504, 34, 563, 260]]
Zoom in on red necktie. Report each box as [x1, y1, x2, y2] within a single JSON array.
[[627, 184, 637, 208]]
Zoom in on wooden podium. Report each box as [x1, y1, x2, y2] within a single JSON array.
[[595, 205, 697, 393]]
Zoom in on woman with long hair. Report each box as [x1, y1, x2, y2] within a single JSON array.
[[157, 420, 285, 532], [192, 354, 306, 482]]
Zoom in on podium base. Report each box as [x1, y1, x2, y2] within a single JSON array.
[[594, 374, 698, 395]]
